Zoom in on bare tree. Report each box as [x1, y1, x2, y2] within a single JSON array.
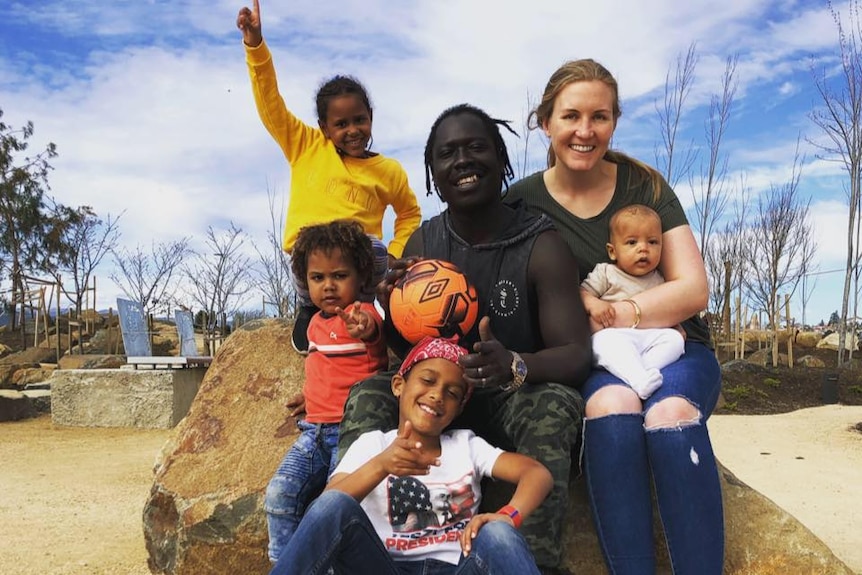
[[690, 54, 738, 256], [704, 180, 750, 343], [654, 42, 699, 189], [742, 146, 815, 366], [799, 259, 820, 329], [809, 0, 862, 364], [513, 91, 543, 180], [54, 208, 123, 318], [182, 223, 254, 349], [252, 185, 294, 317], [109, 238, 191, 316]]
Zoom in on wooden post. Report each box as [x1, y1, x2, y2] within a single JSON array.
[[56, 280, 61, 361], [785, 294, 793, 368], [722, 261, 732, 340]]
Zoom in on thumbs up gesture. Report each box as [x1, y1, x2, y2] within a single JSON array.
[[458, 317, 513, 390]]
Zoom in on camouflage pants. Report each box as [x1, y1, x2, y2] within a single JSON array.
[[338, 370, 585, 568]]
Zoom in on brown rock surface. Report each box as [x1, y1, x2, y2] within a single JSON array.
[[144, 319, 855, 575], [143, 318, 302, 575]]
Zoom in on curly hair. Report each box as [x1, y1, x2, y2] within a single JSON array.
[[290, 220, 375, 290], [423, 103, 518, 199]]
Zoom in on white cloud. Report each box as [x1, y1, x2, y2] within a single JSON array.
[[0, 0, 855, 317]]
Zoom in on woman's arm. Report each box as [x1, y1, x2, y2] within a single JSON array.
[[609, 224, 707, 329]]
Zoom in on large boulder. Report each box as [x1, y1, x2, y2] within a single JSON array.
[[817, 332, 858, 352], [144, 319, 302, 575], [143, 319, 855, 575]]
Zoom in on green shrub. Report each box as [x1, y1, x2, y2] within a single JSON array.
[[763, 377, 781, 388], [724, 385, 751, 400]]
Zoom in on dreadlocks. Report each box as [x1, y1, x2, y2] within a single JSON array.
[[423, 103, 518, 199]]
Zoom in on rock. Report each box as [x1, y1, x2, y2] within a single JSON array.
[[721, 359, 767, 375], [144, 319, 301, 575], [795, 331, 822, 349], [0, 362, 41, 388], [745, 348, 789, 367], [21, 388, 51, 413], [144, 319, 855, 575], [817, 332, 859, 352], [0, 346, 58, 366], [796, 354, 827, 368], [58, 354, 126, 370], [0, 389, 36, 421], [11, 365, 56, 387], [0, 343, 12, 358]]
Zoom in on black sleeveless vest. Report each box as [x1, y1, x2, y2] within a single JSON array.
[[420, 203, 554, 353]]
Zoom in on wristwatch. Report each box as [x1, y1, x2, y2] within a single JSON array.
[[501, 351, 527, 392]]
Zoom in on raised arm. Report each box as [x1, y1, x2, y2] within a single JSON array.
[[608, 224, 707, 329]]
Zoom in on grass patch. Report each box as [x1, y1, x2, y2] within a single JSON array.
[[762, 377, 781, 388], [724, 385, 752, 400], [848, 385, 862, 395]]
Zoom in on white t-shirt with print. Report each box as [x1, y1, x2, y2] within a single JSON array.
[[333, 428, 503, 565]]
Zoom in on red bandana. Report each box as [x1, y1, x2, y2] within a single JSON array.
[[397, 336, 472, 402]]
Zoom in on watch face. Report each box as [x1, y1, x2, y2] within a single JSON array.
[[512, 353, 527, 385]]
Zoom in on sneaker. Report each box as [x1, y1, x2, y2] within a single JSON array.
[[291, 305, 317, 355]]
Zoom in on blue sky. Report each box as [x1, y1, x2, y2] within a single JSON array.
[[0, 0, 856, 325]]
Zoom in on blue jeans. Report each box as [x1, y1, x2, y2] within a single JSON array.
[[294, 235, 388, 307], [269, 490, 541, 575], [581, 341, 724, 575], [264, 420, 340, 562]]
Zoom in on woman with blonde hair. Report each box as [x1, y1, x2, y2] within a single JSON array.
[[505, 59, 723, 575]]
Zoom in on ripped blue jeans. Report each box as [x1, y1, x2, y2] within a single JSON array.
[[264, 420, 340, 563], [581, 341, 724, 575]]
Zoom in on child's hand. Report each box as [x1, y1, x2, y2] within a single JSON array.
[[377, 421, 439, 476], [336, 302, 377, 341], [377, 256, 424, 311], [236, 0, 262, 47], [285, 392, 305, 418], [588, 316, 605, 334], [588, 299, 616, 328], [460, 512, 514, 556]]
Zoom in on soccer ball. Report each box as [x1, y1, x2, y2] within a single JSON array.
[[389, 259, 479, 344]]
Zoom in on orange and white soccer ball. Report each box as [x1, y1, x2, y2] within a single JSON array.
[[389, 259, 479, 344]]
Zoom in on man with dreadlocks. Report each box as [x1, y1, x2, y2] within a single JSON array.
[[337, 104, 592, 575]]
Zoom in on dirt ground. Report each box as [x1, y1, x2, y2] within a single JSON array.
[[714, 344, 862, 415], [0, 416, 168, 575]]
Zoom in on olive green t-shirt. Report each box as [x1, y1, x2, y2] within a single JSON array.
[[504, 162, 711, 345]]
